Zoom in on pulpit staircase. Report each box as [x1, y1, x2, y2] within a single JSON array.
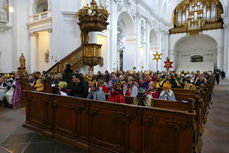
[[46, 46, 84, 73], [47, 0, 109, 73]]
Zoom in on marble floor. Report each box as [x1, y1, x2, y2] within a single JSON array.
[[0, 79, 229, 153], [202, 79, 229, 153]]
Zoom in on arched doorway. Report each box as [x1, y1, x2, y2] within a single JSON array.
[[29, 0, 51, 72], [32, 0, 48, 14], [174, 35, 218, 72], [117, 12, 135, 71], [117, 20, 125, 71]]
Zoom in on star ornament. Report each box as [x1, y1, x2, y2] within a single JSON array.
[[153, 52, 162, 62], [164, 58, 174, 69]]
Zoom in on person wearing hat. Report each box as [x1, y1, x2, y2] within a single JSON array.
[[31, 72, 44, 92], [195, 74, 206, 87], [107, 80, 125, 103], [146, 82, 159, 99], [159, 81, 176, 101], [159, 74, 181, 88], [107, 72, 118, 92], [87, 80, 106, 101], [0, 76, 7, 102], [141, 74, 151, 90], [123, 76, 138, 97], [70, 73, 89, 98], [133, 88, 152, 107], [184, 76, 196, 90]]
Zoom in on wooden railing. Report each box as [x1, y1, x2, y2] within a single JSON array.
[[23, 91, 196, 153], [47, 46, 84, 73]]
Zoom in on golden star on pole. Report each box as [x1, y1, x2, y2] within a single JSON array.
[[152, 51, 162, 62]]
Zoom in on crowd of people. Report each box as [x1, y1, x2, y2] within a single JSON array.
[[0, 74, 21, 109], [0, 64, 223, 108]]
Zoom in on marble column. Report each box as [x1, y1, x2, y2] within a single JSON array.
[[169, 50, 176, 71], [48, 29, 54, 67], [223, 27, 228, 72], [29, 33, 37, 73], [136, 17, 141, 71], [89, 32, 97, 44], [109, 1, 118, 72], [227, 27, 229, 78], [124, 33, 137, 71], [217, 47, 223, 70], [145, 24, 150, 70]]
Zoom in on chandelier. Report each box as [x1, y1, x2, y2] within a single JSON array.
[[172, 0, 222, 35]]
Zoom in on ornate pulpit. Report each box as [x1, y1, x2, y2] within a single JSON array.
[[76, 0, 109, 72]]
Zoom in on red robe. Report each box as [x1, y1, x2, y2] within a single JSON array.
[[146, 90, 159, 99], [107, 90, 125, 103], [102, 85, 109, 93]]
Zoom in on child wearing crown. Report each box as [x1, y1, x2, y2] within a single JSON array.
[[107, 79, 125, 103], [159, 81, 176, 101], [87, 80, 106, 101], [146, 82, 159, 99]]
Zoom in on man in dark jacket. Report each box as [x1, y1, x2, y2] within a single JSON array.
[[70, 74, 88, 98], [62, 64, 73, 84], [214, 68, 221, 85]]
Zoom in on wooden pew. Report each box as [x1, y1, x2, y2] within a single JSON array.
[[24, 91, 196, 153]]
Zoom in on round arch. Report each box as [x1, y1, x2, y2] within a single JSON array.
[[117, 11, 135, 34], [149, 29, 159, 49], [31, 0, 48, 15], [172, 34, 218, 52]]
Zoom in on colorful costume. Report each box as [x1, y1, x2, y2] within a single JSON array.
[[133, 88, 152, 107], [159, 81, 176, 101]]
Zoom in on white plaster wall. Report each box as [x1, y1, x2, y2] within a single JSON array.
[[0, 0, 29, 73], [36, 31, 49, 72], [177, 62, 215, 72], [169, 30, 223, 71], [94, 34, 109, 73], [174, 35, 218, 71], [0, 31, 13, 73], [12, 0, 30, 71]]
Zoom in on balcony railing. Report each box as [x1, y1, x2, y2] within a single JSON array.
[[29, 10, 52, 23]]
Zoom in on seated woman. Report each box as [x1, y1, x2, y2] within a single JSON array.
[[159, 81, 176, 101], [87, 81, 106, 101], [195, 74, 206, 87], [184, 76, 196, 90], [4, 77, 15, 105], [107, 80, 125, 103], [0, 77, 7, 102], [133, 88, 152, 107], [146, 82, 159, 99], [123, 76, 138, 97], [31, 72, 44, 92]]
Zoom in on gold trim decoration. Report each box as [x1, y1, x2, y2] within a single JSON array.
[[76, 0, 109, 72], [171, 0, 223, 35]]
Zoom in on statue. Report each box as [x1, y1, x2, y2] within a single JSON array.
[[0, 0, 9, 22], [18, 53, 26, 76], [19, 53, 25, 68]]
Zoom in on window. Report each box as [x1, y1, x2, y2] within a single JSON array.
[[191, 55, 203, 62]]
